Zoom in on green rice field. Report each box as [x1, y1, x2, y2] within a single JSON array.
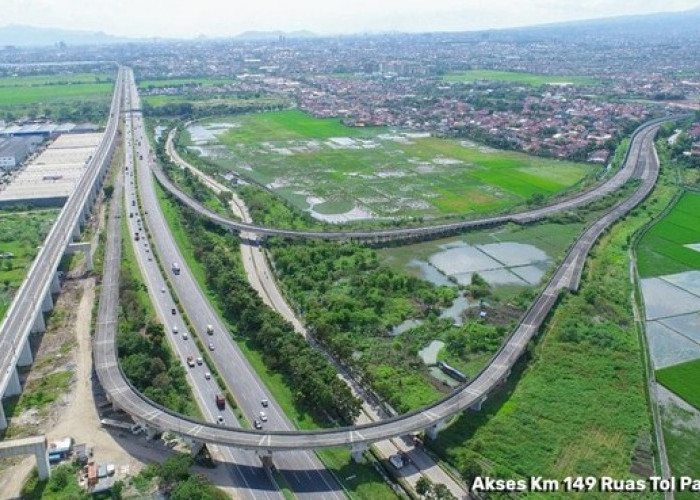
[[184, 110, 594, 220], [657, 359, 700, 411], [443, 70, 599, 86], [637, 191, 700, 277]]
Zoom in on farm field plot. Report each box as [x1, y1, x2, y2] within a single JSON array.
[[637, 191, 700, 277], [657, 359, 700, 411], [138, 77, 235, 88], [0, 71, 115, 122], [0, 210, 59, 321], [443, 69, 599, 86], [184, 110, 594, 221]]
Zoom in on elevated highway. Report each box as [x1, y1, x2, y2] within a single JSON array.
[[0, 66, 124, 429], [155, 116, 672, 241], [94, 90, 678, 451]]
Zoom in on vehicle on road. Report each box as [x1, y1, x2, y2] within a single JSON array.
[[186, 356, 195, 368], [259, 411, 267, 422], [171, 308, 176, 315], [172, 262, 181, 275], [215, 394, 225, 410], [254, 419, 262, 430], [217, 416, 225, 425], [196, 357, 203, 365], [172, 325, 178, 334], [204, 372, 211, 380], [182, 333, 188, 340], [261, 399, 269, 407], [206, 324, 214, 335], [208, 343, 215, 351]]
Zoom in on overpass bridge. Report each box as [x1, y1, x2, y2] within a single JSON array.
[[155, 115, 674, 242], [0, 67, 124, 429], [95, 99, 676, 455]]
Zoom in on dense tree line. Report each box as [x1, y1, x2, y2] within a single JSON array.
[[134, 454, 228, 500], [172, 204, 362, 423], [142, 99, 286, 119], [117, 247, 197, 415]]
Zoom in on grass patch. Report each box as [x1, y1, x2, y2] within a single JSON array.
[[637, 191, 700, 277], [656, 359, 700, 411], [443, 70, 599, 86], [7, 370, 72, 416], [21, 463, 87, 500], [138, 77, 235, 88]]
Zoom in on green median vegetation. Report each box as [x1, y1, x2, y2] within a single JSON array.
[[117, 214, 198, 416]]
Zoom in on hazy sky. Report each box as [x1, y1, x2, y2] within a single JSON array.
[[2, 0, 698, 38]]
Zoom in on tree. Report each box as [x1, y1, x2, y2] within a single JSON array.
[[103, 185, 114, 199], [160, 454, 193, 485], [416, 476, 432, 497]]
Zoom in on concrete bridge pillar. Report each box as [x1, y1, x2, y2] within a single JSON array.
[[17, 340, 33, 367], [36, 442, 51, 480], [426, 419, 447, 440], [50, 273, 61, 295], [256, 449, 274, 469], [6, 368, 21, 397], [350, 444, 368, 463], [66, 242, 93, 272], [189, 440, 204, 458], [41, 292, 53, 313], [31, 313, 46, 334], [469, 395, 488, 412], [0, 403, 6, 430]]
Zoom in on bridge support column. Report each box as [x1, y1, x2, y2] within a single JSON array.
[[469, 395, 488, 412], [190, 440, 204, 458], [0, 403, 6, 430], [31, 313, 46, 334], [426, 419, 447, 441], [66, 242, 93, 272], [36, 442, 51, 480], [6, 368, 21, 397], [256, 449, 274, 468], [41, 292, 53, 313], [350, 444, 368, 463], [72, 222, 81, 240], [50, 273, 61, 294], [17, 340, 33, 367]]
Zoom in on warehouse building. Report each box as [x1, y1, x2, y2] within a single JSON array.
[[0, 137, 42, 170]]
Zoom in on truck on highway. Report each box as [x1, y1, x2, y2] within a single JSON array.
[[215, 394, 225, 410], [172, 262, 181, 275]]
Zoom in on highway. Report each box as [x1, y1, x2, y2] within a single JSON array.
[[93, 68, 678, 451], [0, 65, 123, 422], [120, 88, 283, 499], [152, 115, 672, 242], [121, 69, 345, 498]]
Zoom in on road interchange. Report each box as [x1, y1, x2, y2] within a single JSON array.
[[93, 68, 680, 451]]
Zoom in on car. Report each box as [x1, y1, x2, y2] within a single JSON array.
[[260, 399, 269, 407], [148, 257, 152, 261], [145, 248, 149, 253], [186, 356, 195, 368], [161, 287, 166, 293], [208, 343, 215, 351], [253, 419, 262, 429], [196, 357, 203, 365], [206, 324, 214, 335], [172, 325, 178, 334], [171, 308, 176, 315], [216, 415, 225, 425], [182, 333, 188, 340], [259, 411, 267, 422], [204, 372, 211, 380]]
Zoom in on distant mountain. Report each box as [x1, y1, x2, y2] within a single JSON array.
[[234, 30, 317, 41], [503, 6, 700, 41], [0, 24, 133, 47]]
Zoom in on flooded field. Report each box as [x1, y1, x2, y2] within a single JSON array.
[[641, 270, 700, 369]]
